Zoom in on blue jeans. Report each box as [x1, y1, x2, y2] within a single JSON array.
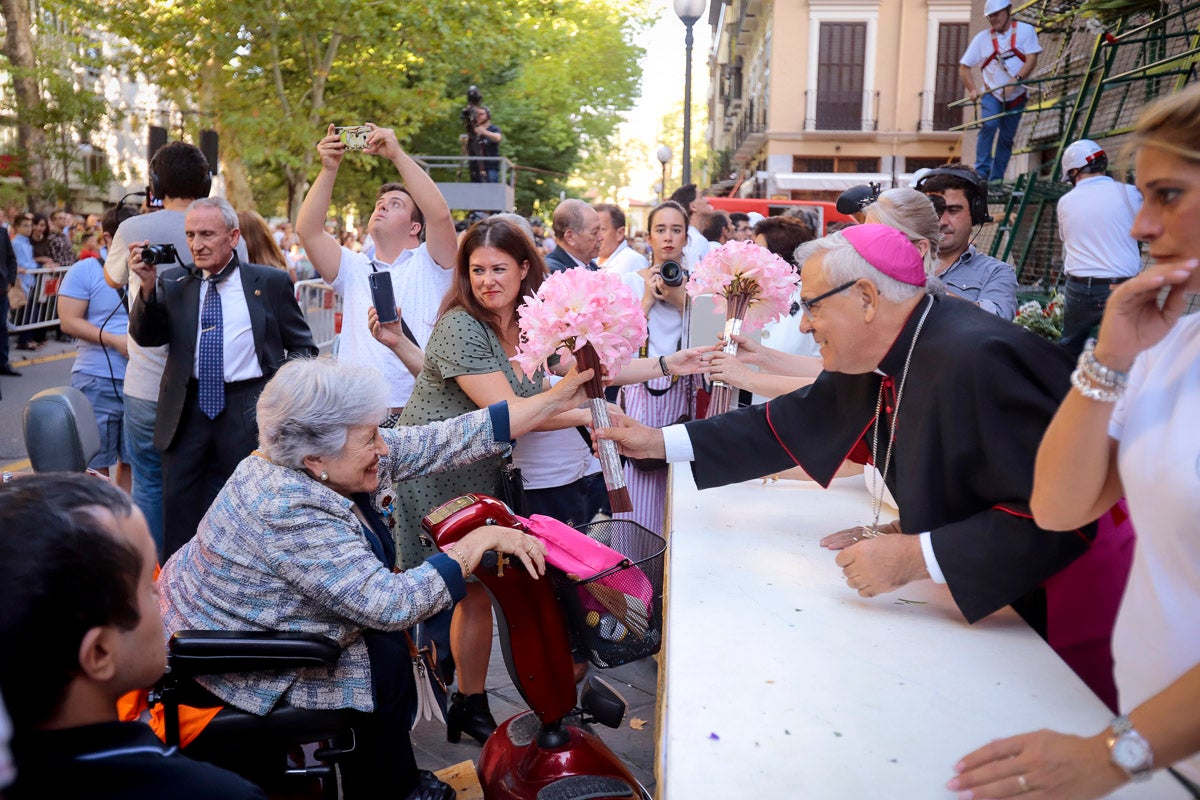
[[975, 93, 1025, 182], [123, 395, 164, 555]]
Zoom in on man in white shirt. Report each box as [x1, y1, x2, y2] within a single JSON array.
[[296, 123, 457, 413], [1056, 139, 1143, 356], [594, 203, 647, 275], [669, 183, 713, 267], [958, 0, 1041, 182]]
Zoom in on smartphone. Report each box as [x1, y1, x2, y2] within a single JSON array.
[[368, 272, 399, 323], [334, 125, 371, 150]]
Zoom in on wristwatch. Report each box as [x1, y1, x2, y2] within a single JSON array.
[[1107, 715, 1154, 781]]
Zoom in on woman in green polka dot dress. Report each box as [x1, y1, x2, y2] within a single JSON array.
[[391, 216, 591, 745]]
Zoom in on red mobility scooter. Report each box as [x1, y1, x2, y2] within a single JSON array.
[[422, 494, 666, 800]]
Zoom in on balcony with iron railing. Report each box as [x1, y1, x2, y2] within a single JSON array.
[[727, 99, 768, 165], [803, 90, 880, 132]]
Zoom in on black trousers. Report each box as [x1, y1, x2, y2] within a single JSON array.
[[161, 378, 263, 558], [341, 630, 420, 798]]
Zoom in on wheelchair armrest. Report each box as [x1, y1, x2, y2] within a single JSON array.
[[168, 630, 341, 676]]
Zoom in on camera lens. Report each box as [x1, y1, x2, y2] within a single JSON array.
[[659, 260, 685, 287], [142, 244, 177, 266]]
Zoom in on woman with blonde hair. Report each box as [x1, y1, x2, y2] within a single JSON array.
[[951, 83, 1200, 800], [237, 210, 294, 282]]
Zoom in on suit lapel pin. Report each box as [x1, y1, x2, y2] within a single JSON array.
[[254, 289, 262, 296]]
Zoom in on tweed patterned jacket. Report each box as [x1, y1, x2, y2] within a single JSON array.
[[158, 407, 505, 715]]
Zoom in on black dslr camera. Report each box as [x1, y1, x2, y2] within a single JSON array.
[[142, 243, 180, 266], [461, 85, 484, 135], [659, 260, 686, 287]]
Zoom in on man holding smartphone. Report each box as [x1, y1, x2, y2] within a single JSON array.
[[297, 123, 457, 416]]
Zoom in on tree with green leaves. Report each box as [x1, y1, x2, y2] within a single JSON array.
[[78, 0, 649, 219], [1, 0, 115, 210]]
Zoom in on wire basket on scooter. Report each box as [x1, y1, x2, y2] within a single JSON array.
[[553, 519, 666, 669]]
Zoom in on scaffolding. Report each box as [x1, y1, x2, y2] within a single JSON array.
[[952, 0, 1200, 288]]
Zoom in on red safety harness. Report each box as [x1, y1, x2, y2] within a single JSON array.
[[980, 21, 1026, 72]]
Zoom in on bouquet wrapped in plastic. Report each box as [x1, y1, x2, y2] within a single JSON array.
[[513, 268, 648, 512], [686, 240, 798, 417]]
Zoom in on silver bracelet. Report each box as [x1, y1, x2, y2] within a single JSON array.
[[1079, 339, 1128, 389], [1071, 367, 1124, 403]]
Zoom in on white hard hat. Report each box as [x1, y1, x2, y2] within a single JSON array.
[[984, 0, 1012, 14], [1061, 139, 1106, 179]]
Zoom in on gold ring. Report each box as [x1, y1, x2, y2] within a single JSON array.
[[1017, 775, 1028, 792]]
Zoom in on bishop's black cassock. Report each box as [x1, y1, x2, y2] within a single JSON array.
[[684, 294, 1099, 633]]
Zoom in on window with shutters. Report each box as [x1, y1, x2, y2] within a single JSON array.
[[932, 23, 970, 130], [815, 22, 867, 131]]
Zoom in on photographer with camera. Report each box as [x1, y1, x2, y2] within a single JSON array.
[[461, 86, 503, 184], [128, 197, 317, 558], [103, 142, 249, 556], [612, 200, 696, 537]]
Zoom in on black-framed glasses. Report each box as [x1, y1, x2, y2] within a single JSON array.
[[798, 280, 858, 320]]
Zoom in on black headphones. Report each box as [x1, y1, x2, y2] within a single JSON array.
[[915, 165, 992, 225]]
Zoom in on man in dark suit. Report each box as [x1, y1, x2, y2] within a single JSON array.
[[0, 211, 20, 378], [128, 197, 317, 557], [544, 199, 601, 272]]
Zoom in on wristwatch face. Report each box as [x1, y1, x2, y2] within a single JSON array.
[[1112, 732, 1153, 772]]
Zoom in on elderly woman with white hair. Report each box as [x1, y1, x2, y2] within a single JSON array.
[[157, 356, 591, 799]]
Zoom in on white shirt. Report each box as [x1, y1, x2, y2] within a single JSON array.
[[1057, 176, 1143, 279], [960, 20, 1042, 102], [599, 240, 648, 275], [512, 379, 600, 489], [1108, 313, 1200, 785], [331, 244, 452, 408], [620, 271, 683, 357], [682, 225, 710, 270], [192, 265, 263, 382]]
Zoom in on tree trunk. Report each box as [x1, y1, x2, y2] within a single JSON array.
[[2, 0, 49, 209]]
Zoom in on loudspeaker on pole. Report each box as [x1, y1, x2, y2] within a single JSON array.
[[147, 125, 168, 165], [199, 130, 219, 175]]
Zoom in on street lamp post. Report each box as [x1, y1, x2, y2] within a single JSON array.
[[656, 144, 672, 200], [674, 0, 706, 186]]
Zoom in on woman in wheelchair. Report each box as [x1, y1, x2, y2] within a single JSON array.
[[157, 357, 590, 797]]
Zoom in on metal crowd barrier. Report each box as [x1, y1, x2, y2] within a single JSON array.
[[294, 278, 341, 351], [7, 266, 71, 331]]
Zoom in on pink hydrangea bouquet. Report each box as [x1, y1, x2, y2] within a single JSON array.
[[513, 267, 648, 512], [686, 240, 799, 417]]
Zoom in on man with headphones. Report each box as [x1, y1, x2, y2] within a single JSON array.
[[1056, 139, 1144, 357], [916, 164, 1018, 320], [103, 141, 249, 556]]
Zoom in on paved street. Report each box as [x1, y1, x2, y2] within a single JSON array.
[[411, 634, 659, 794], [1, 335, 78, 472]]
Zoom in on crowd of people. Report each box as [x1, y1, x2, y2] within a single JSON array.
[[1, 77, 1198, 800]]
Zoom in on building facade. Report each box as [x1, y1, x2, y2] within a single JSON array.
[[707, 0, 972, 201]]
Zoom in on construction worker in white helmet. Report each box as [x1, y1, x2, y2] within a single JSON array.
[[958, 0, 1042, 182]]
